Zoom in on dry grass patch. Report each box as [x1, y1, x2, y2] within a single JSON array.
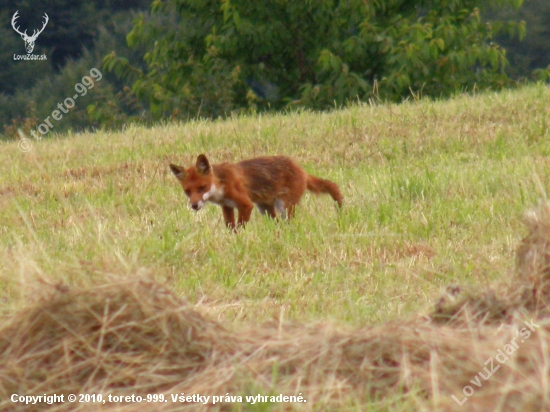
[[2, 202, 550, 411]]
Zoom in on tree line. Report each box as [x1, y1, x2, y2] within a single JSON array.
[[1, 0, 549, 139]]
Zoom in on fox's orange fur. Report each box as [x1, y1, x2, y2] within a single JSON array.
[[169, 154, 342, 230]]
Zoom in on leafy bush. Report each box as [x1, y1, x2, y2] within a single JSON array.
[[105, 0, 526, 119]]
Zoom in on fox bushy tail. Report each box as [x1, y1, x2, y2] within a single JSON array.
[[306, 175, 343, 207]]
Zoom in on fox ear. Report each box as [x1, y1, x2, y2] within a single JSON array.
[[169, 163, 186, 179], [196, 154, 211, 175]]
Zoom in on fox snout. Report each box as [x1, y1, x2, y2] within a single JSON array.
[[190, 200, 205, 211]]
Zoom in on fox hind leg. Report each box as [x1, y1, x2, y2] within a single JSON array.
[[281, 177, 307, 220], [257, 203, 277, 218], [275, 199, 301, 220], [259, 199, 299, 221], [286, 203, 298, 219], [274, 199, 287, 220]]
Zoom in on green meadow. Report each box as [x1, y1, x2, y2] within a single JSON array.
[[1, 83, 550, 326]]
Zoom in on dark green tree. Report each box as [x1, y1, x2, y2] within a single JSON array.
[[487, 0, 550, 79], [0, 3, 150, 136], [105, 0, 526, 118]]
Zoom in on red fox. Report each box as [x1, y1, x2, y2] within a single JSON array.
[[169, 154, 342, 230]]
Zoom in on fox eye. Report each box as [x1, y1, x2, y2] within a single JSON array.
[[198, 185, 207, 192], [184, 189, 191, 196]]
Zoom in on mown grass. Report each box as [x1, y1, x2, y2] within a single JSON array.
[[1, 84, 550, 327]]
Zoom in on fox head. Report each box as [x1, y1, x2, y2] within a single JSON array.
[[169, 154, 216, 211]]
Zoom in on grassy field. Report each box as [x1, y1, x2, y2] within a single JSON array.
[[2, 84, 550, 322], [1, 84, 550, 411]]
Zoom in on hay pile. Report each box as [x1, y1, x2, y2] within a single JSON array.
[[0, 280, 241, 411], [1, 203, 550, 411], [432, 201, 550, 324]]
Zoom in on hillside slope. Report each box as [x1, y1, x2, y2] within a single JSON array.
[[1, 84, 550, 326]]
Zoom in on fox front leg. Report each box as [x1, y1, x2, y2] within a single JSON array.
[[236, 201, 254, 227], [222, 206, 236, 231]]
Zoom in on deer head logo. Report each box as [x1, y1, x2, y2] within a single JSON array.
[[11, 11, 49, 54]]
